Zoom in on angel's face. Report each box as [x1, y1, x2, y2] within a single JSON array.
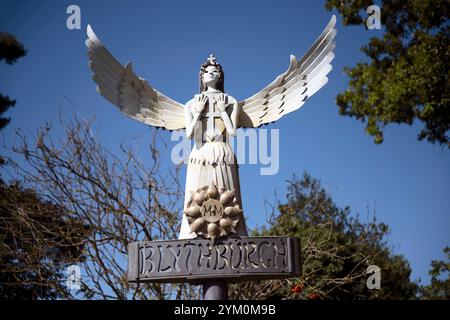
[[202, 65, 221, 88]]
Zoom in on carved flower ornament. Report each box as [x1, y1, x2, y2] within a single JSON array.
[[184, 184, 241, 241]]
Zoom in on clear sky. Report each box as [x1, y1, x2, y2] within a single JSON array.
[[1, 0, 449, 287]]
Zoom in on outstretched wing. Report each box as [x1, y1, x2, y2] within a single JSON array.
[[85, 25, 185, 130], [238, 15, 337, 128]]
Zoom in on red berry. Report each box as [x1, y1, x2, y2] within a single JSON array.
[[291, 283, 304, 293]]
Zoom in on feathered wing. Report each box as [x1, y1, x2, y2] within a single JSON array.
[[238, 15, 337, 128], [85, 25, 185, 130]]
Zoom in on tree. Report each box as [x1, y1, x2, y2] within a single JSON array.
[[0, 181, 89, 299], [0, 33, 91, 300], [325, 0, 449, 147], [230, 173, 418, 300], [5, 116, 419, 300], [0, 32, 26, 131], [420, 247, 449, 300], [5, 116, 199, 299]]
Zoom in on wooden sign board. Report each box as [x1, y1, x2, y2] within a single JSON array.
[[128, 236, 301, 283]]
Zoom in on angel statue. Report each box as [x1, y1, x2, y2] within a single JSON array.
[[85, 15, 336, 242]]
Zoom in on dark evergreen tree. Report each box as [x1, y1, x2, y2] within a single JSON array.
[[0, 32, 26, 131]]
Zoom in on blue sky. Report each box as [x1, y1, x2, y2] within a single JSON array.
[[1, 0, 449, 288]]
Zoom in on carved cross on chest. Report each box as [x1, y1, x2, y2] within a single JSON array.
[[199, 95, 225, 142]]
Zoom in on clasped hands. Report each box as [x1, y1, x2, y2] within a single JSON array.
[[193, 93, 228, 114]]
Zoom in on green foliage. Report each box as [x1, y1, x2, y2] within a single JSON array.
[[0, 32, 26, 65], [420, 247, 450, 300], [325, 0, 449, 147], [0, 93, 16, 131], [230, 172, 418, 299], [0, 181, 89, 299], [0, 32, 26, 131]]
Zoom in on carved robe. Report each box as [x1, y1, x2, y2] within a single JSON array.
[[179, 92, 248, 239]]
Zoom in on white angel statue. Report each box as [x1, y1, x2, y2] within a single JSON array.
[[85, 15, 337, 241]]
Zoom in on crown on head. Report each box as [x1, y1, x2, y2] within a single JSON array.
[[207, 54, 217, 65]]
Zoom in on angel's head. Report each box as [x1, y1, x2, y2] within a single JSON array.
[[199, 54, 224, 93]]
